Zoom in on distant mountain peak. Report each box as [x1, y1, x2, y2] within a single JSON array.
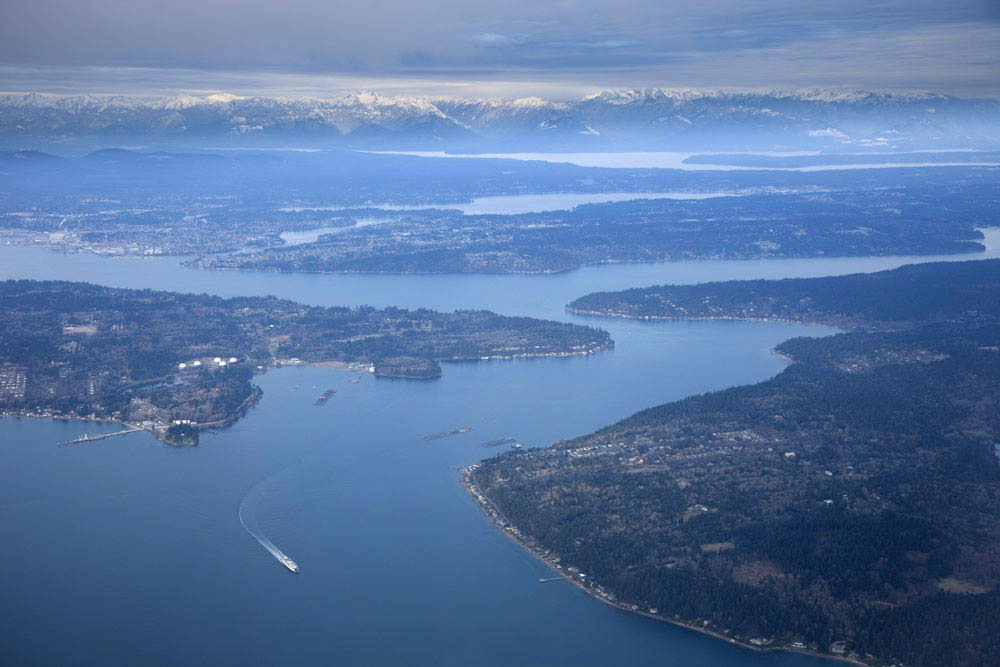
[[204, 92, 243, 103], [0, 88, 995, 151]]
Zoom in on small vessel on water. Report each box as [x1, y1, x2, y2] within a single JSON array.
[[279, 554, 299, 573]]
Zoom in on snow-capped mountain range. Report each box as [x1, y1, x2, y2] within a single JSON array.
[[2, 89, 998, 151]]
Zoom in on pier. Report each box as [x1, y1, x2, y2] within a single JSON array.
[[57, 427, 143, 446]]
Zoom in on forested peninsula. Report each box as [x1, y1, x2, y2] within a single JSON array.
[[0, 281, 611, 444], [471, 259, 1000, 667], [194, 187, 992, 275], [567, 258, 1000, 328]]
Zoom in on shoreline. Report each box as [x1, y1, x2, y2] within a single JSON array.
[[461, 466, 868, 667], [565, 306, 851, 331], [307, 360, 370, 371], [439, 342, 613, 363], [3, 222, 993, 274], [304, 342, 615, 372], [0, 383, 263, 446], [187, 242, 987, 276], [0, 410, 135, 430], [770, 348, 796, 364], [0, 343, 608, 448], [0, 409, 153, 441]]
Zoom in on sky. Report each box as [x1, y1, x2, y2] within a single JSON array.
[[1, 0, 998, 99]]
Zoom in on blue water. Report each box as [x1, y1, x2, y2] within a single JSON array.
[[1, 235, 997, 666], [2, 227, 996, 316]]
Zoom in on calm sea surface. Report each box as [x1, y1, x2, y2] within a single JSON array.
[[1, 230, 997, 666]]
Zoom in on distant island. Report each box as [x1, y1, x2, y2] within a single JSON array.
[[0, 281, 611, 445], [194, 189, 991, 275], [470, 259, 1000, 667], [0, 149, 995, 274]]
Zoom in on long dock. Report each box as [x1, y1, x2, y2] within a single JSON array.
[[57, 427, 143, 446]]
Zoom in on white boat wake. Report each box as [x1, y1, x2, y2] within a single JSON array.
[[235, 383, 394, 575], [239, 489, 299, 572]]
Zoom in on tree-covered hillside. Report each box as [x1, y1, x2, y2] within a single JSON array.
[[473, 260, 1000, 666], [569, 258, 1000, 327]]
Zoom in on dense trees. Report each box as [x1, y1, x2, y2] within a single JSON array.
[[475, 260, 1000, 666], [569, 258, 1000, 327]]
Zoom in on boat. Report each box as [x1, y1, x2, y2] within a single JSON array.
[[279, 554, 299, 573]]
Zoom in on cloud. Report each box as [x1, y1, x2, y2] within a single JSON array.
[[808, 128, 849, 138], [585, 41, 639, 49], [470, 33, 516, 46], [0, 0, 998, 97]]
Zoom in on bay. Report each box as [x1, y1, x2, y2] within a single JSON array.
[[1, 232, 997, 666]]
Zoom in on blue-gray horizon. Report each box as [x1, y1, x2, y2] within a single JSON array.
[[1, 0, 998, 98]]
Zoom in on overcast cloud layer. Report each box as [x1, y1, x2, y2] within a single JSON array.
[[1, 0, 998, 98]]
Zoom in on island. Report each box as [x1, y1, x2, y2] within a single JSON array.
[[193, 189, 991, 274], [469, 259, 1000, 667], [0, 280, 611, 444], [0, 149, 995, 274]]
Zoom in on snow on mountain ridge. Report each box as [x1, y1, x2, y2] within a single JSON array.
[[581, 88, 958, 105], [0, 88, 974, 109], [0, 88, 995, 150]]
